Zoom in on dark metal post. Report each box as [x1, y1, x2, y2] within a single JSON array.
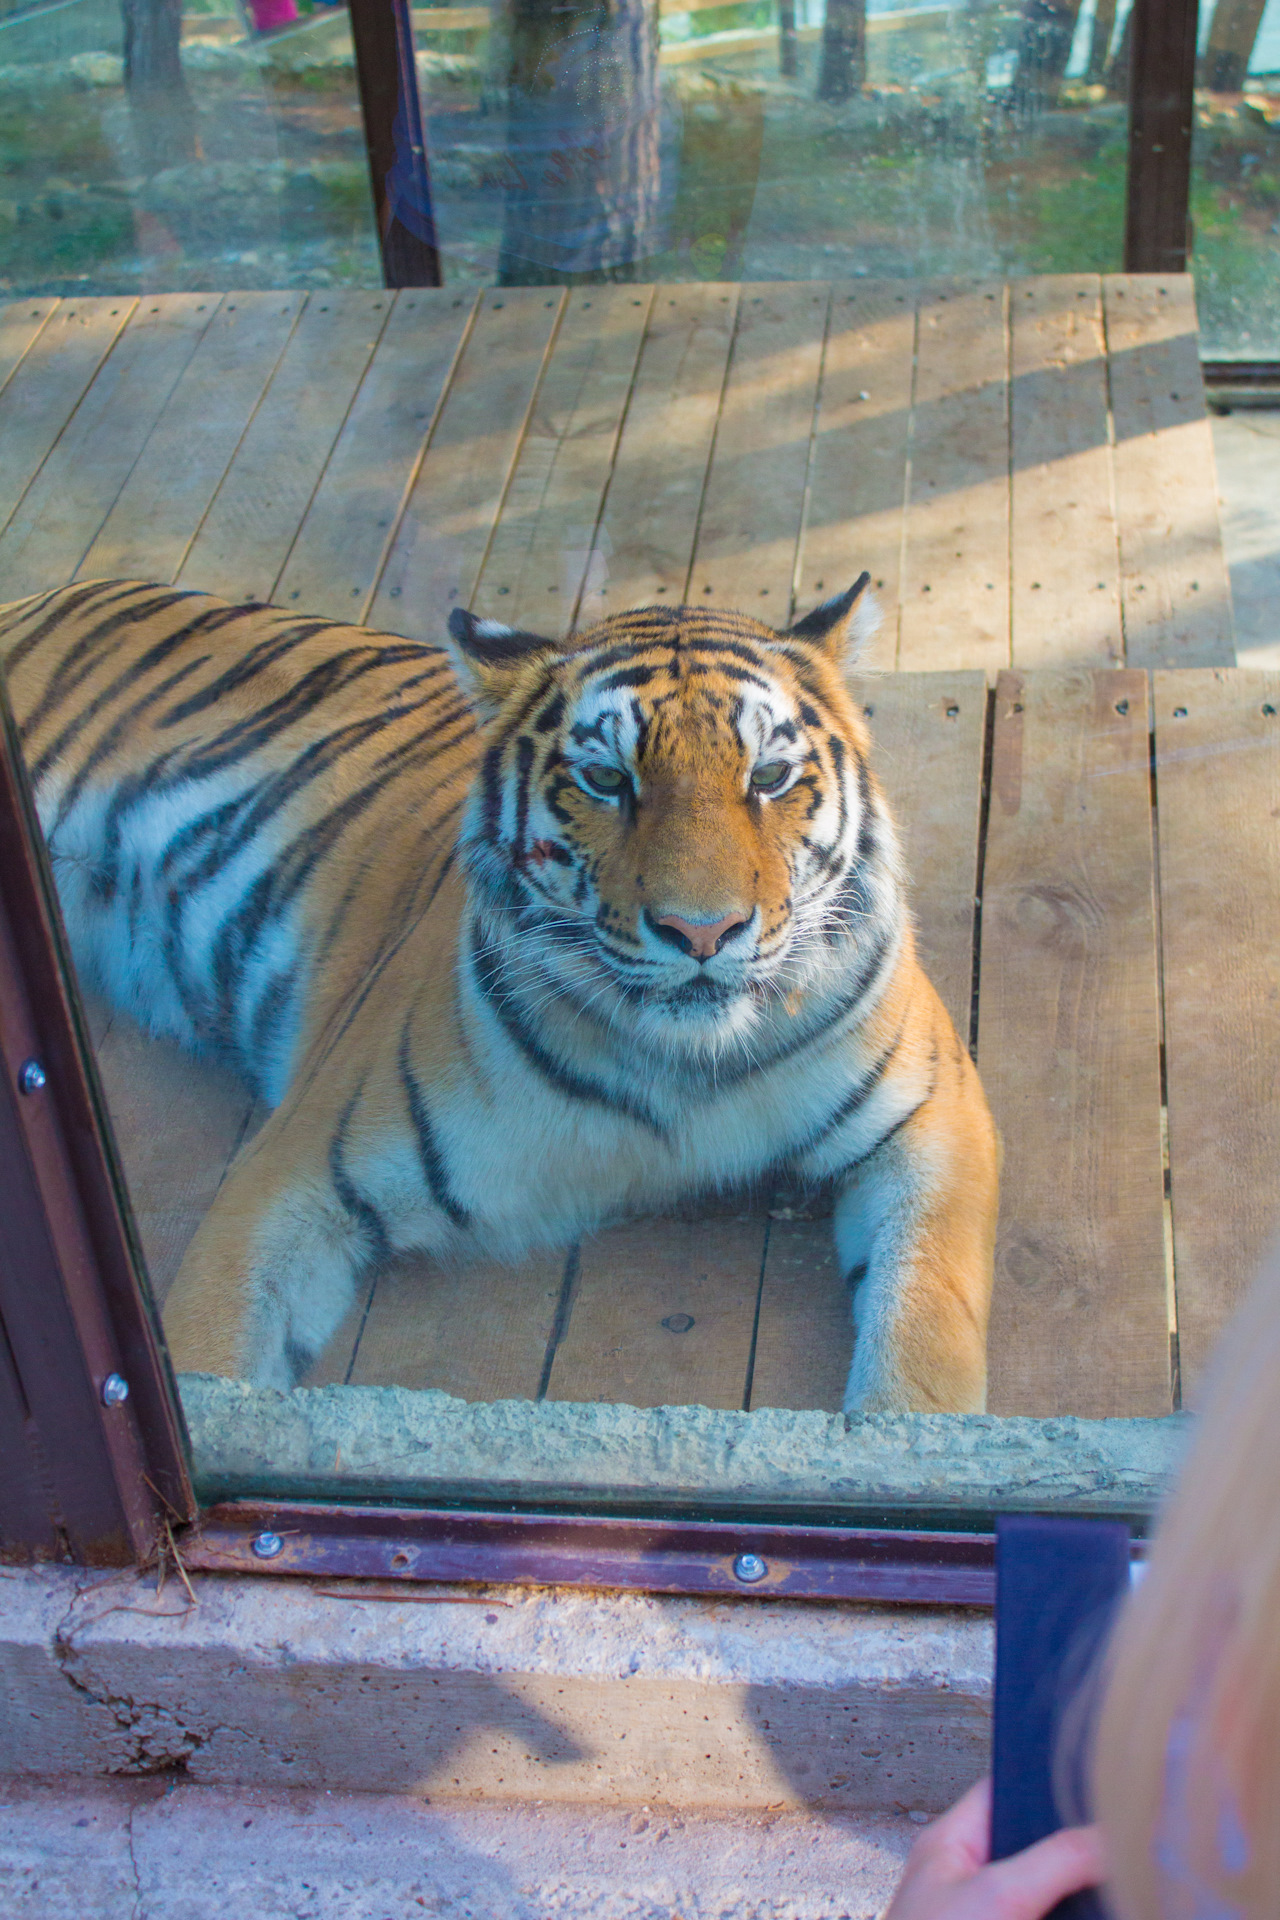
[[348, 0, 443, 288], [0, 687, 193, 1565], [1124, 0, 1200, 273]]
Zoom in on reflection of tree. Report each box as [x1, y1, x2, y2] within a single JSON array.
[[1015, 0, 1082, 103], [816, 0, 865, 102], [1200, 0, 1267, 91], [121, 0, 198, 174], [1085, 0, 1116, 81], [497, 0, 661, 285]]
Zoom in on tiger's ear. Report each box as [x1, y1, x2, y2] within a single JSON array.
[[786, 572, 878, 663], [445, 608, 560, 715]]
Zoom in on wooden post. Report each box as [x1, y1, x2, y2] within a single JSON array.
[[816, 0, 865, 102], [1123, 0, 1199, 274], [778, 0, 798, 78]]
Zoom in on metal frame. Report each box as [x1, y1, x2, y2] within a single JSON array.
[[0, 688, 192, 1566], [185, 1502, 999, 1605], [348, 0, 443, 288]]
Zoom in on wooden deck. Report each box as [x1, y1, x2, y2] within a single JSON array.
[[3, 274, 1271, 1423]]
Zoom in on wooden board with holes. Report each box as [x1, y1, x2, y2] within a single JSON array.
[[274, 289, 478, 625], [367, 289, 565, 642], [795, 282, 914, 666], [179, 290, 394, 606], [1154, 668, 1280, 1393], [545, 1212, 769, 1410], [899, 284, 1010, 676], [979, 668, 1169, 1418], [587, 283, 739, 619], [686, 283, 830, 617], [1103, 276, 1234, 671], [471, 285, 652, 631], [1009, 275, 1123, 670], [80, 292, 306, 587], [750, 671, 986, 1413]]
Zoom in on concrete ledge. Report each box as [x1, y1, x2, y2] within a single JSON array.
[[0, 1773, 917, 1920], [0, 1565, 990, 1814], [181, 1375, 1191, 1517]]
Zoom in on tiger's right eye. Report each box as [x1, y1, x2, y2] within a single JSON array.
[[580, 763, 625, 796]]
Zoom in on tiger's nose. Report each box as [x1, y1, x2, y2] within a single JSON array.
[[651, 909, 749, 960]]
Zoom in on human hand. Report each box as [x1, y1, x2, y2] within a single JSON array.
[[883, 1778, 1106, 1920]]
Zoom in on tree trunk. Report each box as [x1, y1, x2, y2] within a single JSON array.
[[497, 0, 662, 285], [1086, 0, 1116, 80], [816, 0, 865, 103], [1015, 0, 1083, 103], [778, 0, 798, 79], [121, 0, 198, 175], [1201, 0, 1268, 91]]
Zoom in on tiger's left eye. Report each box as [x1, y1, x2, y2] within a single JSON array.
[[581, 763, 625, 795], [750, 761, 791, 792]]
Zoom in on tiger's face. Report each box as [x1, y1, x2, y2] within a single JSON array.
[[450, 580, 895, 1057]]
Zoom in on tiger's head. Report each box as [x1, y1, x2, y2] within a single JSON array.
[[448, 577, 901, 1059]]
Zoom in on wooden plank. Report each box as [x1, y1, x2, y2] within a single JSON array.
[[0, 294, 216, 601], [899, 284, 1010, 676], [179, 290, 394, 606], [685, 282, 830, 619], [367, 288, 565, 643], [546, 1211, 768, 1410], [0, 297, 57, 401], [795, 282, 914, 669], [752, 672, 986, 1413], [0, 296, 137, 560], [93, 1022, 260, 1308], [472, 285, 652, 632], [586, 283, 738, 620], [318, 1249, 566, 1399], [1103, 275, 1234, 670], [78, 291, 305, 586], [979, 668, 1169, 1417], [1154, 668, 1280, 1391], [274, 289, 478, 624], [1010, 275, 1123, 670]]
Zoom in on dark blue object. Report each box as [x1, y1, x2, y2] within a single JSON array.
[[991, 1514, 1132, 1920]]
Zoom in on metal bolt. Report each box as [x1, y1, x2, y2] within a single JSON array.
[[18, 1059, 46, 1094], [101, 1373, 130, 1407], [733, 1552, 768, 1584], [251, 1531, 285, 1560]]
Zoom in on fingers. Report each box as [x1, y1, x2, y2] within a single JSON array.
[[980, 1825, 1107, 1920]]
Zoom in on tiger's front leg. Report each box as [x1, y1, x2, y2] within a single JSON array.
[[830, 1041, 999, 1415], [161, 1093, 455, 1389]]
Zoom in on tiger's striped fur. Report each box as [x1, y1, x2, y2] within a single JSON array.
[[0, 576, 998, 1411]]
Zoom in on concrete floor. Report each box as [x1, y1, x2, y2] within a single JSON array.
[[1212, 408, 1280, 667], [0, 1775, 917, 1920]]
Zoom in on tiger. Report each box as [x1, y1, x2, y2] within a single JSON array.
[[0, 575, 999, 1413]]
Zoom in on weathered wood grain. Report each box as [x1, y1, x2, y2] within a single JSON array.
[[899, 284, 1010, 675], [1103, 275, 1234, 669], [179, 290, 394, 605], [795, 282, 914, 667], [0, 297, 57, 402], [586, 283, 738, 620], [546, 1213, 768, 1409], [274, 289, 477, 624], [0, 296, 217, 598], [471, 286, 652, 631], [1010, 275, 1123, 669], [979, 668, 1169, 1417], [686, 282, 830, 616], [0, 297, 137, 557], [367, 289, 566, 642], [323, 1249, 566, 1400], [1154, 668, 1280, 1392], [78, 291, 304, 586]]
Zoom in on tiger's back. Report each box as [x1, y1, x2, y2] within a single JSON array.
[[1, 579, 475, 1106]]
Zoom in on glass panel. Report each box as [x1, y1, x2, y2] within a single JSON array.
[[0, 0, 1272, 1541], [0, 0, 378, 295], [1191, 0, 1280, 357]]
